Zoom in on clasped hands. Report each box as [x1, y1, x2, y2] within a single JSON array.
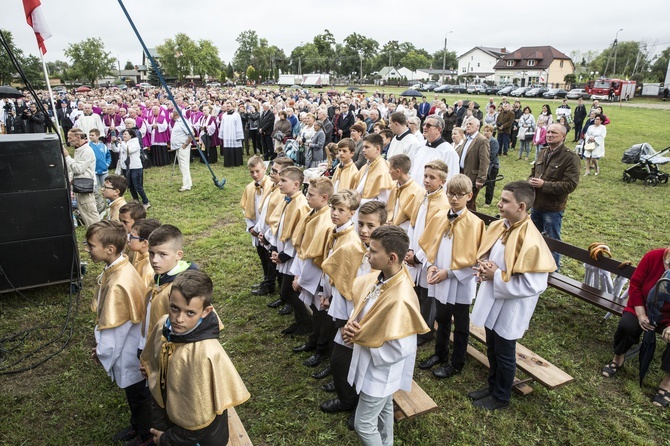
[[474, 259, 498, 283]]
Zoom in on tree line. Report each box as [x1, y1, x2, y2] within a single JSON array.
[[1, 28, 668, 87]]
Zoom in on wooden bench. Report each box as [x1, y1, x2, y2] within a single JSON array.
[[473, 211, 636, 317], [228, 406, 253, 446], [393, 379, 439, 421]]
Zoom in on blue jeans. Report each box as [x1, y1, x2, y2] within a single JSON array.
[[530, 208, 563, 268], [497, 133, 510, 155], [122, 168, 149, 205]]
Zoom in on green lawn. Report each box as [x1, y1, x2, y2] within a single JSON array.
[[1, 103, 670, 445]]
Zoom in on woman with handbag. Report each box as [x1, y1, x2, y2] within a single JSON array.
[[584, 115, 606, 176], [517, 106, 535, 161], [119, 128, 151, 209]]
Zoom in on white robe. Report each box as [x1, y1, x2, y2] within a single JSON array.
[[410, 141, 459, 185], [218, 111, 244, 148]]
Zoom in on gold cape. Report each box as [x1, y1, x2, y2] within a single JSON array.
[[294, 206, 333, 267], [349, 267, 430, 348], [142, 281, 173, 337], [240, 175, 272, 220], [477, 216, 557, 282], [133, 251, 155, 291], [263, 184, 284, 228], [387, 178, 423, 225], [140, 315, 250, 431], [331, 162, 359, 191], [354, 156, 394, 199], [419, 208, 485, 269], [108, 197, 126, 221], [94, 255, 147, 330], [406, 188, 449, 227], [321, 225, 367, 301], [270, 191, 311, 244]]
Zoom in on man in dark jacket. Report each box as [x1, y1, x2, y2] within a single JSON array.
[[572, 98, 587, 142], [528, 123, 580, 268], [337, 103, 354, 139], [24, 103, 46, 133], [259, 102, 275, 160], [495, 103, 515, 156], [317, 109, 333, 145], [57, 101, 74, 139]]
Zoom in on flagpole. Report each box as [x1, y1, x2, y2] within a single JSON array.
[[39, 52, 61, 136]]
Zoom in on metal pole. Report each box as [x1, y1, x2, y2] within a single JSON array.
[[39, 53, 61, 137]]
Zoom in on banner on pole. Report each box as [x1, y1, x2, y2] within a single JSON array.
[[23, 0, 52, 55]]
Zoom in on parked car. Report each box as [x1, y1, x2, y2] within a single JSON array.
[[419, 82, 439, 92], [451, 85, 468, 94], [566, 88, 591, 100], [467, 84, 487, 94], [542, 88, 568, 99], [497, 86, 516, 96], [524, 87, 548, 98], [410, 83, 423, 90], [483, 85, 501, 95], [510, 87, 530, 97], [137, 82, 152, 88], [206, 82, 221, 87], [434, 84, 451, 93]]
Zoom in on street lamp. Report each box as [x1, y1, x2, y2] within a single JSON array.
[[613, 28, 623, 75], [441, 31, 453, 84]]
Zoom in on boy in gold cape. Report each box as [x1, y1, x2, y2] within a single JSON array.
[[353, 134, 394, 217], [118, 200, 146, 268], [331, 138, 359, 192], [240, 156, 274, 295], [290, 177, 335, 368], [102, 174, 127, 222], [128, 218, 161, 292], [469, 181, 556, 411], [343, 225, 429, 445], [141, 270, 250, 445], [85, 220, 150, 444], [386, 154, 422, 233], [416, 174, 484, 379]]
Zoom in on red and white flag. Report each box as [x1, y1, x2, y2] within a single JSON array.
[[23, 0, 52, 55]]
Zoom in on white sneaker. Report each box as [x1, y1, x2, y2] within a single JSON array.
[[529, 161, 535, 165], [143, 203, 151, 209], [179, 187, 191, 192]]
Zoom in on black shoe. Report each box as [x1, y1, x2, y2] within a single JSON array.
[[433, 364, 462, 379], [281, 322, 299, 335], [312, 366, 331, 380], [472, 394, 509, 411], [303, 353, 325, 367], [292, 324, 312, 336], [418, 354, 443, 370], [267, 298, 283, 308], [293, 343, 316, 353], [467, 387, 491, 401], [321, 380, 336, 392], [278, 304, 293, 315], [251, 282, 263, 290], [123, 437, 155, 446], [113, 426, 137, 442], [320, 398, 353, 413], [416, 335, 433, 347], [252, 286, 274, 296], [347, 411, 356, 431]]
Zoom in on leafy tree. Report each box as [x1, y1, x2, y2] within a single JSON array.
[[649, 46, 670, 82], [431, 49, 458, 71], [342, 33, 379, 78], [312, 29, 336, 72], [21, 54, 45, 88], [156, 34, 197, 81], [381, 40, 401, 67], [234, 30, 259, 74], [246, 65, 257, 82], [45, 60, 70, 78], [64, 37, 115, 85], [0, 29, 25, 85], [564, 73, 577, 85], [124, 60, 134, 70], [225, 63, 234, 81], [148, 64, 160, 86], [193, 39, 222, 81], [589, 41, 651, 78], [401, 50, 430, 71]]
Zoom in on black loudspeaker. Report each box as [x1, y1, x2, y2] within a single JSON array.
[[0, 133, 80, 293]]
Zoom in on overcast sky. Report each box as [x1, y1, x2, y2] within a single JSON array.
[[2, 0, 669, 69]]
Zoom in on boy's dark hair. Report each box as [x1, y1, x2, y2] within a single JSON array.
[[105, 174, 127, 196], [148, 224, 184, 250], [503, 181, 536, 210], [119, 200, 146, 221], [358, 201, 387, 225], [131, 218, 161, 241], [370, 225, 409, 262], [171, 270, 213, 307], [337, 138, 355, 152], [280, 166, 304, 184], [86, 220, 126, 254], [379, 129, 393, 141], [273, 156, 295, 169], [329, 189, 360, 211], [363, 133, 383, 150], [388, 154, 411, 174]]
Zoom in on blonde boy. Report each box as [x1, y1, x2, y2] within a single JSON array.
[[416, 175, 484, 379], [354, 134, 393, 211], [386, 154, 422, 231], [128, 218, 161, 291], [103, 174, 127, 221], [331, 138, 359, 192]]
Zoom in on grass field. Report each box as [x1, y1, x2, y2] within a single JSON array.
[[1, 101, 670, 446]]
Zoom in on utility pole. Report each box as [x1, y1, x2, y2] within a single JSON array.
[[298, 57, 302, 76], [359, 53, 363, 84], [441, 31, 453, 83]]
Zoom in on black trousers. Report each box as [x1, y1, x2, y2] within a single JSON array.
[[280, 273, 311, 327], [308, 304, 337, 355], [200, 134, 217, 164], [416, 286, 436, 341], [255, 245, 276, 290], [466, 186, 481, 212], [249, 129, 260, 154], [434, 301, 470, 370], [485, 165, 499, 205], [573, 121, 584, 140], [124, 379, 152, 441], [485, 328, 517, 403], [331, 341, 358, 409], [613, 311, 670, 372]]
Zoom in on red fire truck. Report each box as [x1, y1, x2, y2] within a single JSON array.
[[585, 78, 636, 101]]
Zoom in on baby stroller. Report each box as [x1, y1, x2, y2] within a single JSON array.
[[621, 143, 670, 186], [283, 138, 304, 166]]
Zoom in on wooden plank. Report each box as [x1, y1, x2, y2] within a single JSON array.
[[451, 333, 534, 396], [393, 379, 438, 421], [228, 406, 253, 446], [468, 324, 573, 390], [548, 273, 624, 315]]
